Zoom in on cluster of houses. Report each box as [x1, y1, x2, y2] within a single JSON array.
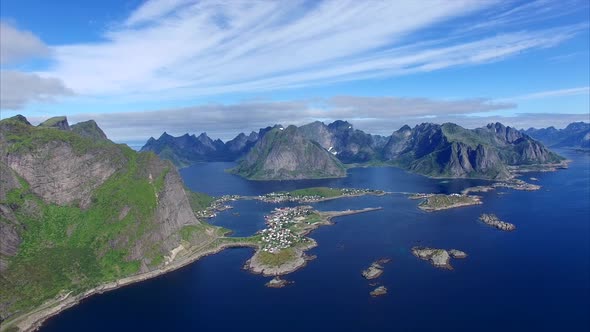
[[259, 206, 314, 253], [257, 188, 383, 203], [195, 195, 241, 219]]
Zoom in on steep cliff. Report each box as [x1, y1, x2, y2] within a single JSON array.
[[231, 126, 346, 180], [299, 120, 386, 163], [0, 116, 216, 321]]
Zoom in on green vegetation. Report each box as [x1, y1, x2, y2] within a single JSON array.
[[188, 191, 215, 212], [0, 118, 214, 322], [38, 116, 67, 128], [1, 117, 117, 155], [289, 187, 344, 198], [418, 194, 481, 211], [0, 147, 167, 315], [257, 248, 297, 267]]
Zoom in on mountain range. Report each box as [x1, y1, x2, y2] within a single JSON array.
[[142, 120, 564, 180], [522, 122, 590, 150]]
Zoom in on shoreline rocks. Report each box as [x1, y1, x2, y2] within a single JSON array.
[[479, 213, 516, 231], [265, 277, 293, 288]]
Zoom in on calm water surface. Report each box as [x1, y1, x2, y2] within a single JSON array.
[[42, 150, 590, 331]]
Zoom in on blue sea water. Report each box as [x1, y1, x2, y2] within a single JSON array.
[[41, 150, 590, 331]]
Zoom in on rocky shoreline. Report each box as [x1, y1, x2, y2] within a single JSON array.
[[479, 214, 516, 231]]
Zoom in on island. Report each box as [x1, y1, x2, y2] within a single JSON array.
[[410, 193, 482, 211], [361, 259, 390, 280], [479, 213, 516, 231], [412, 247, 468, 270], [461, 178, 542, 195], [256, 187, 387, 203], [370, 286, 388, 297], [265, 277, 293, 288], [241, 205, 382, 278]]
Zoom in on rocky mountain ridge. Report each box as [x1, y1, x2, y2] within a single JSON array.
[[523, 122, 590, 150], [141, 120, 563, 180]]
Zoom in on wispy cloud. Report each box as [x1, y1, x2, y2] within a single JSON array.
[[502, 86, 590, 101], [34, 0, 583, 104]]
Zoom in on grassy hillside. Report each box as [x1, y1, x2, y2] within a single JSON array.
[[0, 117, 218, 322]]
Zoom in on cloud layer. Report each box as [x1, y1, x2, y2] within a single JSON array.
[[0, 71, 74, 109], [0, 22, 49, 64], [21, 87, 586, 144], [39, 0, 584, 103]]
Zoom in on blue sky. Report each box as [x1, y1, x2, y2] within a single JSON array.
[[0, 0, 589, 144]]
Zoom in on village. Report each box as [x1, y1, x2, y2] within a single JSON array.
[[195, 194, 241, 219], [258, 206, 315, 253], [257, 187, 385, 203]]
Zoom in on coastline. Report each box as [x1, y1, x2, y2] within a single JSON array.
[[2, 238, 256, 332]]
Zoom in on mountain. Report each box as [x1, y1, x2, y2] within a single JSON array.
[[523, 122, 590, 150], [140, 120, 562, 181], [230, 125, 346, 180], [71, 120, 108, 140], [382, 122, 563, 179], [298, 120, 387, 163], [38, 116, 70, 130], [224, 131, 259, 158], [140, 132, 232, 167], [0, 116, 220, 323]]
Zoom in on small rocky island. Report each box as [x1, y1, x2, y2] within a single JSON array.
[[370, 286, 388, 297], [265, 277, 293, 288], [361, 258, 390, 280], [410, 193, 482, 212], [479, 213, 516, 231], [412, 247, 468, 270]]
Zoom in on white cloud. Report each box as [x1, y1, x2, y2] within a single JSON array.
[[44, 0, 583, 102], [0, 21, 50, 64], [502, 86, 590, 101], [0, 71, 73, 109]]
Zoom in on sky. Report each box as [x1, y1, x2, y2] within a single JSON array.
[[0, 0, 589, 146]]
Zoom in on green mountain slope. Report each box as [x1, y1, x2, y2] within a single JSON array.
[[0, 116, 220, 325]]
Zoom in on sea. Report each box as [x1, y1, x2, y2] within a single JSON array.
[[41, 149, 590, 331]]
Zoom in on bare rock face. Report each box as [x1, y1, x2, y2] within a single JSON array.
[[234, 126, 346, 180], [128, 161, 201, 266], [4, 141, 126, 209]]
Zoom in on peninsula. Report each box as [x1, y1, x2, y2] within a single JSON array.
[[242, 206, 382, 278]]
